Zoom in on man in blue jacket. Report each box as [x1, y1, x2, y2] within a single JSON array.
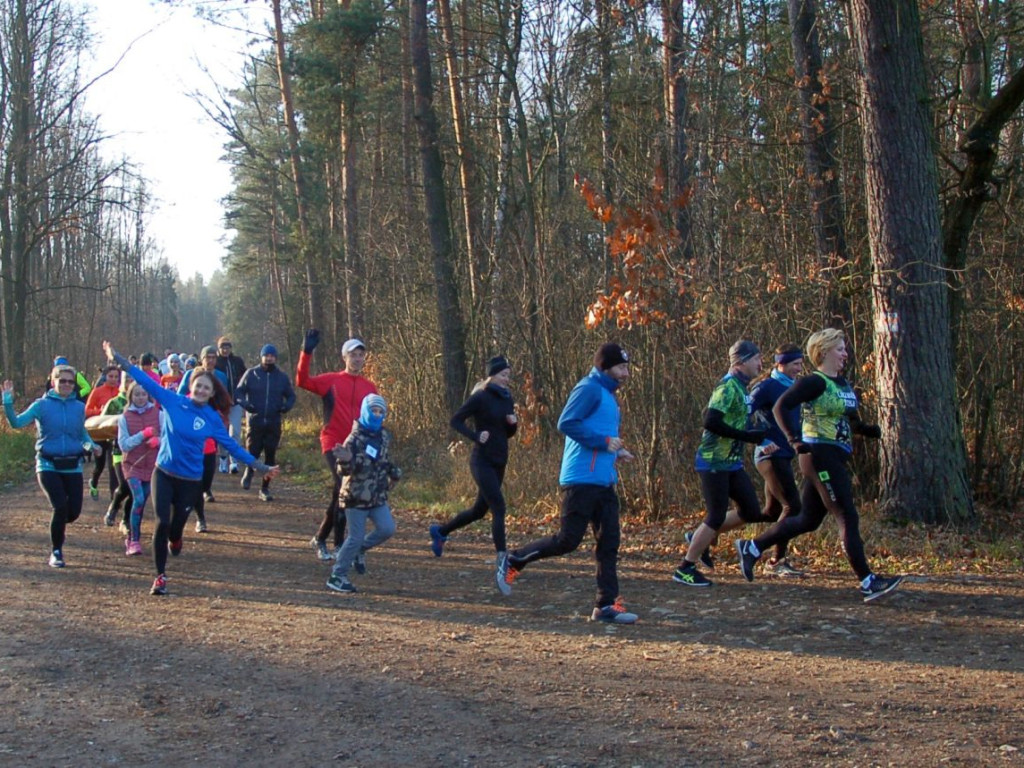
[[235, 344, 296, 501], [503, 343, 638, 624]]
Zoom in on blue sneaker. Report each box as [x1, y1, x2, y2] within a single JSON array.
[[49, 549, 65, 568], [326, 574, 357, 593], [429, 524, 448, 557], [860, 574, 903, 603], [590, 599, 638, 624]]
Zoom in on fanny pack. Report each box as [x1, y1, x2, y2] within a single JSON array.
[[40, 453, 82, 471]]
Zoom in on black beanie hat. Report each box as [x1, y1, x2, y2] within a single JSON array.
[[594, 343, 630, 371], [729, 339, 760, 366], [487, 356, 510, 377]]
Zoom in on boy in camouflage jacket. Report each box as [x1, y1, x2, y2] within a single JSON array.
[[326, 394, 401, 593]]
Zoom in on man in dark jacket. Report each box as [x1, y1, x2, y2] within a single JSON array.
[[214, 335, 248, 473], [235, 344, 295, 501]]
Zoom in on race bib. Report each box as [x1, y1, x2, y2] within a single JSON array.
[[365, 444, 379, 460]]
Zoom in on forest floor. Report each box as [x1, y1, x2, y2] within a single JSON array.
[[1, 472, 1022, 768]]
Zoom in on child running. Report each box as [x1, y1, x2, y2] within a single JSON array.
[[326, 394, 402, 594], [117, 380, 161, 556]]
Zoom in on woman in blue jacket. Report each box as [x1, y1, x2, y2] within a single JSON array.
[[3, 365, 100, 568], [103, 341, 279, 596]]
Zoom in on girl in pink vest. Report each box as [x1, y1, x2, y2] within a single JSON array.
[[117, 381, 161, 555]]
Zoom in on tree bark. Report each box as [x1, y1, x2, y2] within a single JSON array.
[[664, 0, 695, 265], [788, 0, 851, 328], [409, 0, 467, 412], [271, 0, 322, 329], [848, 0, 974, 525]]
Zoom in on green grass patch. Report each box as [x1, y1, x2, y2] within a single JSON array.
[[0, 425, 35, 488]]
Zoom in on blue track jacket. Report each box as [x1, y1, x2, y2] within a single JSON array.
[[557, 367, 622, 487]]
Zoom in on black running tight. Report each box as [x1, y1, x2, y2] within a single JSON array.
[[151, 468, 201, 575], [753, 444, 870, 579], [37, 471, 83, 550]]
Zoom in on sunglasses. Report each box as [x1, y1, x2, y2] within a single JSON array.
[[219, 344, 232, 349], [57, 378, 75, 384]]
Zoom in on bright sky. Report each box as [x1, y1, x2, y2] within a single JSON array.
[[79, 0, 270, 281]]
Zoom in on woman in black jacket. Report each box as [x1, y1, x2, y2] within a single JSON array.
[[430, 356, 518, 594]]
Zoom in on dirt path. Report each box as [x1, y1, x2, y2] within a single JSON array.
[[0, 473, 1022, 767]]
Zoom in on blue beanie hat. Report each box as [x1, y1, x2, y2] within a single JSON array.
[[54, 356, 69, 366], [260, 344, 278, 357]]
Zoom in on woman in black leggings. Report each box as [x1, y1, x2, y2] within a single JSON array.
[[734, 328, 903, 602], [3, 366, 100, 567], [429, 356, 518, 594]]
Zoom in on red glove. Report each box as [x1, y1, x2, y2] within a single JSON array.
[[147, 436, 160, 448], [142, 426, 155, 439]]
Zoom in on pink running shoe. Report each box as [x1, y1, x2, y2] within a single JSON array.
[[126, 539, 143, 556]]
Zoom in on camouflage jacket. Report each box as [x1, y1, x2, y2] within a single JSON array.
[[337, 422, 402, 508]]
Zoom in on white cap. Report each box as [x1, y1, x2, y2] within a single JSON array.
[[341, 338, 366, 356]]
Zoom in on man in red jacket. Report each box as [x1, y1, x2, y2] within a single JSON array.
[[297, 330, 378, 561]]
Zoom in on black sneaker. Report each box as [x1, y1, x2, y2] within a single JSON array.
[[204, 491, 216, 503], [684, 531, 715, 569], [735, 539, 759, 582], [672, 561, 712, 587], [258, 490, 273, 502], [860, 574, 903, 603], [169, 538, 183, 557]]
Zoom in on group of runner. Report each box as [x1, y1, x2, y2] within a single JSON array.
[[3, 326, 902, 617]]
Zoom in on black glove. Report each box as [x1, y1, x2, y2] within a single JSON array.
[[303, 328, 320, 354], [744, 426, 769, 444]]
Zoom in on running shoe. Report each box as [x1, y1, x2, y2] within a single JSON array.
[[150, 573, 167, 596], [195, 519, 208, 533], [672, 561, 712, 587], [495, 552, 512, 596], [229, 463, 239, 475], [860, 574, 904, 603], [429, 524, 448, 557], [89, 481, 99, 499], [765, 558, 805, 577], [49, 549, 65, 568], [504, 554, 524, 589], [354, 550, 367, 575], [590, 598, 638, 624], [126, 540, 143, 556], [218, 457, 229, 474], [204, 491, 216, 503], [311, 537, 332, 561], [241, 470, 252, 490], [103, 507, 116, 526], [169, 538, 183, 557], [735, 539, 759, 582], [258, 490, 273, 502], [684, 531, 715, 570], [326, 574, 357, 593], [118, 520, 130, 537]]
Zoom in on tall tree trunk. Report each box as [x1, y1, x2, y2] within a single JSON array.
[[436, 0, 483, 307], [271, 0, 322, 329], [664, 0, 694, 264], [595, 0, 614, 277], [788, 0, 851, 328], [409, 0, 467, 412], [848, 0, 973, 525]]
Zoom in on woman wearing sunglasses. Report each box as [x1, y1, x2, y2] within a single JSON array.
[[3, 365, 101, 568]]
